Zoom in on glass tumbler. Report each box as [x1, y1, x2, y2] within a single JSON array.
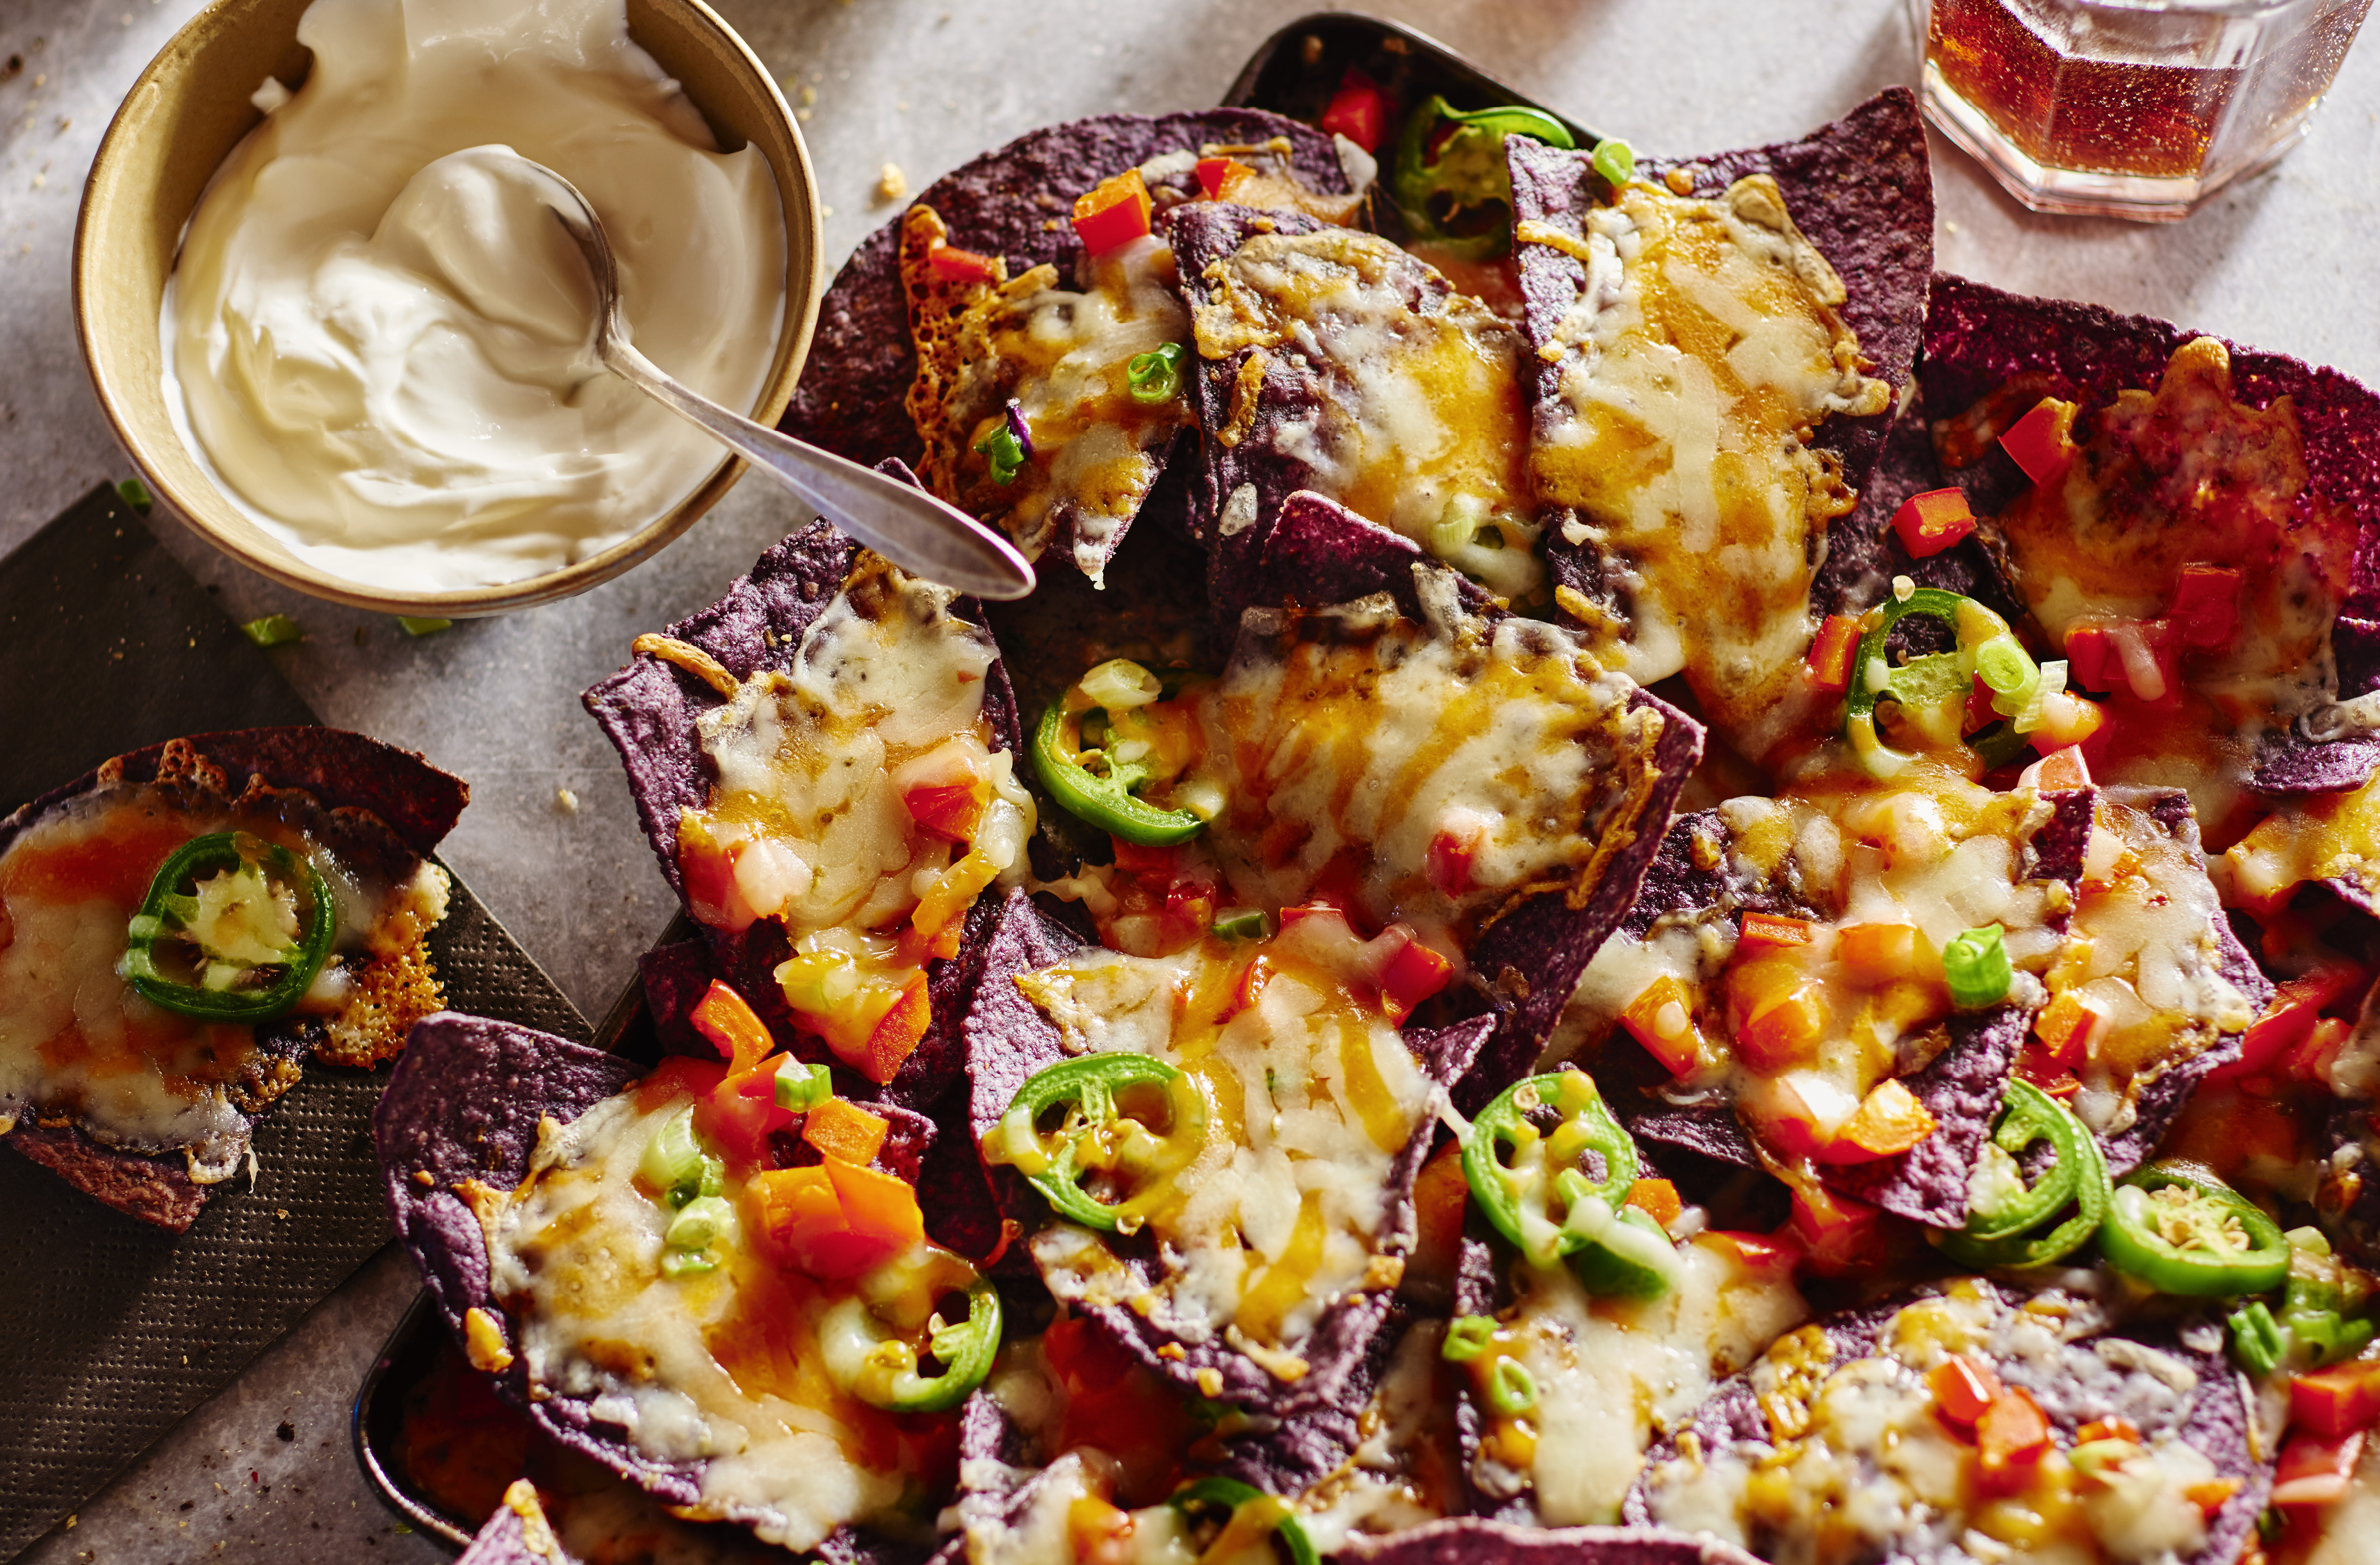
[[1912, 0, 2373, 220]]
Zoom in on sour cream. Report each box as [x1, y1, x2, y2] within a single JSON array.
[[161, 0, 787, 591]]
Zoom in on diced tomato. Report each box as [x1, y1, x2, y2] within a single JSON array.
[[2019, 744, 2093, 792], [1890, 488, 1976, 558], [927, 243, 1002, 286], [1786, 1186, 1882, 1275], [678, 834, 761, 933], [2077, 1416, 2141, 1445], [1626, 1177, 1684, 1229], [2273, 1429, 2365, 1507], [1193, 156, 1254, 201], [2211, 966, 2370, 1085], [1426, 816, 1488, 896], [1708, 1228, 1803, 1272], [633, 1055, 728, 1114], [1804, 614, 1861, 695], [1929, 1354, 2003, 1428], [1998, 398, 2079, 488], [2034, 990, 2106, 1069], [1620, 974, 1704, 1076], [1976, 1386, 2052, 1486], [1823, 1078, 1937, 1161], [904, 782, 985, 845], [1739, 912, 1814, 951], [860, 978, 931, 1085], [1230, 953, 1275, 1017], [2292, 1361, 2380, 1439], [1838, 922, 1918, 983], [1380, 937, 1453, 1020], [691, 981, 775, 1074], [1317, 69, 1387, 152], [801, 1097, 890, 1167], [1111, 838, 1179, 879], [2173, 564, 2244, 649], [1278, 901, 1350, 932], [1070, 168, 1153, 254]]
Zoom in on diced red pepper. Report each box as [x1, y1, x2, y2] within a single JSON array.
[[1626, 1177, 1684, 1228], [699, 1061, 790, 1168], [927, 243, 1002, 286], [2173, 564, 2244, 650], [1380, 937, 1453, 1020], [1426, 818, 1487, 896], [1110, 838, 1180, 879], [1787, 1186, 1882, 1275], [2062, 622, 2117, 692], [2034, 990, 2106, 1069], [1804, 614, 1861, 695], [1929, 1354, 2004, 1427], [860, 978, 931, 1085], [691, 981, 775, 1075], [634, 1055, 728, 1114], [2273, 1429, 2365, 1507], [2067, 618, 2177, 704], [1620, 974, 1704, 1076], [1976, 1386, 2053, 1486], [1890, 488, 1976, 558], [1230, 953, 1275, 1016], [1070, 168, 1153, 255], [2292, 1361, 2380, 1439], [1278, 901, 1350, 932], [1999, 398, 2079, 489], [2012, 1042, 2082, 1099], [2210, 965, 2370, 1085], [904, 781, 986, 845], [1193, 156, 1254, 201], [1317, 69, 1388, 152], [1739, 912, 1814, 951]]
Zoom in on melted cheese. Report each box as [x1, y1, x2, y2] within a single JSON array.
[[1170, 566, 1660, 956], [1522, 177, 1891, 758], [1189, 227, 1535, 589], [0, 787, 442, 1175], [1007, 917, 1433, 1370], [2228, 767, 2380, 910], [1640, 1284, 2222, 1565], [1472, 1236, 1807, 1526], [485, 1093, 915, 1550]]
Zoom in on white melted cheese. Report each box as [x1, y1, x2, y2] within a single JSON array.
[[1641, 1284, 2222, 1565], [1011, 919, 1434, 1369], [485, 1093, 904, 1551], [1483, 1236, 1807, 1525], [0, 786, 434, 1176], [1520, 176, 1890, 758], [1178, 566, 1656, 954]]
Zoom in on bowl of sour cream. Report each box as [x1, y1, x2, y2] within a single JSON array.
[[74, 0, 820, 614]]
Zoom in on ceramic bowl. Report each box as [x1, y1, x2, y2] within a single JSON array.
[[73, 0, 822, 616]]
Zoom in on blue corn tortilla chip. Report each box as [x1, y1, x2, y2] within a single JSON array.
[[455, 1482, 576, 1565], [1337, 1519, 1767, 1565], [781, 110, 1350, 582], [1619, 1278, 2267, 1565]]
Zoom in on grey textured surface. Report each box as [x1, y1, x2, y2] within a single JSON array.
[[2, 0, 2379, 1559]]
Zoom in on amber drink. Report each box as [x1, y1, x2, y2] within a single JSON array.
[[1914, 0, 2371, 218]]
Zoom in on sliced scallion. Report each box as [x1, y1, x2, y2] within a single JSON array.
[[1943, 925, 2012, 1010]]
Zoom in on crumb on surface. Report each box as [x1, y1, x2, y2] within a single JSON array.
[[876, 163, 907, 203]]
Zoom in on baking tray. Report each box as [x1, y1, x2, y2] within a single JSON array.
[[346, 11, 1586, 1549], [0, 483, 591, 1559]]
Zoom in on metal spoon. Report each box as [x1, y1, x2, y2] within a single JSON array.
[[522, 159, 1035, 600]]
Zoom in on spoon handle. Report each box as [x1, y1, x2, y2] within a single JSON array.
[[601, 338, 1036, 600]]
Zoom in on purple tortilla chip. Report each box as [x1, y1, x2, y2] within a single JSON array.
[[1510, 90, 1933, 653], [1621, 1279, 2267, 1565], [781, 110, 1348, 580], [1829, 1003, 2027, 1225], [455, 1486, 576, 1565], [1338, 1520, 1766, 1565]]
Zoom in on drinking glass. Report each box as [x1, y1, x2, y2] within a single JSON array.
[[1912, 0, 2372, 220]]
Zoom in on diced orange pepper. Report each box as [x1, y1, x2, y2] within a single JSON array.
[[745, 1165, 841, 1260], [747, 1158, 924, 1279], [2292, 1361, 2380, 1438], [691, 981, 775, 1074], [1070, 168, 1152, 255], [2028, 692, 2105, 752], [1890, 488, 1976, 558], [1999, 398, 2079, 488], [1838, 922, 1918, 983], [1380, 937, 1453, 1019], [826, 1155, 926, 1251], [1708, 1229, 1802, 1272], [1193, 156, 1255, 201], [1409, 1142, 1470, 1290], [1626, 1178, 1684, 1229], [2185, 1478, 2242, 1520], [903, 781, 986, 844], [861, 978, 931, 1085], [1929, 1354, 2003, 1427], [801, 1097, 891, 1167], [1787, 1186, 1882, 1275], [2273, 1429, 2365, 1507], [1620, 974, 1704, 1076], [2077, 1416, 2141, 1445], [1729, 969, 1829, 1073], [1977, 1386, 2052, 1485], [1068, 1495, 1136, 1565], [1823, 1078, 1937, 1161], [1739, 912, 1814, 951], [2034, 990, 2106, 1069], [927, 243, 1002, 286], [633, 1055, 728, 1114], [1804, 614, 1861, 694]]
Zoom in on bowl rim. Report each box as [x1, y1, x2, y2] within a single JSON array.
[[72, 0, 826, 618]]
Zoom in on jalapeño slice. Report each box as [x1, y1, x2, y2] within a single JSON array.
[[121, 831, 335, 1022], [1390, 95, 1577, 260], [1168, 1477, 1319, 1565], [1463, 1068, 1676, 1297], [990, 1052, 1208, 1232], [1031, 702, 1205, 847], [2101, 1160, 2290, 1298], [1931, 1080, 2108, 1270], [820, 1247, 1004, 1414]]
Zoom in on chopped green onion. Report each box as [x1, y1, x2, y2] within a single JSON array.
[[1590, 138, 1635, 188], [1975, 634, 2036, 696], [1127, 343, 1185, 404], [1487, 1356, 1538, 1415], [639, 1104, 706, 1194], [397, 616, 453, 637], [666, 1194, 735, 1252], [117, 477, 154, 514], [660, 1249, 719, 1278], [1077, 658, 1164, 712], [2228, 1300, 2287, 1378], [1442, 1315, 1496, 1363], [1427, 493, 1493, 559], [1943, 925, 2012, 1010], [1212, 908, 1269, 941], [975, 406, 1030, 484], [241, 615, 302, 648], [774, 1055, 833, 1113]]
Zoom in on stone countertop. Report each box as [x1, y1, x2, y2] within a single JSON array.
[[3, 0, 2377, 1559]]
